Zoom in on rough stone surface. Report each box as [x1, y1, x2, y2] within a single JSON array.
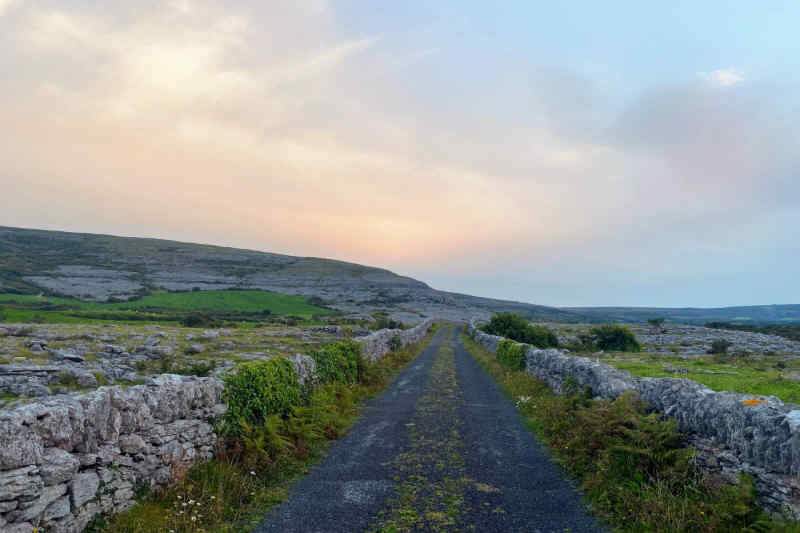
[[468, 319, 800, 519], [70, 472, 100, 509], [357, 318, 434, 362], [0, 376, 225, 532]]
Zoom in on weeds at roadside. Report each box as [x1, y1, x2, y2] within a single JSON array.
[[461, 333, 800, 533]]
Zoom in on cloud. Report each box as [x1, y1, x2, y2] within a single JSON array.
[[0, 0, 798, 306], [0, 0, 20, 16], [701, 67, 745, 86]]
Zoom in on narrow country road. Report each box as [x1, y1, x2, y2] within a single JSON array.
[[255, 326, 604, 533]]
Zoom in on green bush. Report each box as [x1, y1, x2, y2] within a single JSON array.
[[309, 341, 362, 385], [708, 339, 733, 355], [482, 313, 559, 348], [181, 312, 219, 328], [497, 339, 527, 371], [222, 358, 302, 436], [589, 324, 641, 352]]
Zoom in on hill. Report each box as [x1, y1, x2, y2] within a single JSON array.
[[0, 225, 582, 322]]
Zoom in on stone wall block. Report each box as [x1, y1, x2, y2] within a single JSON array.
[[40, 449, 80, 485]]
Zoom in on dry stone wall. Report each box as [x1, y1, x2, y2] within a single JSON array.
[[468, 320, 800, 518], [357, 318, 435, 361], [0, 375, 224, 533], [0, 322, 434, 532]]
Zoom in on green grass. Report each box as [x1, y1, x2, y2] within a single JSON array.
[[0, 289, 331, 324], [461, 333, 800, 533], [104, 290, 331, 316], [598, 354, 800, 405]]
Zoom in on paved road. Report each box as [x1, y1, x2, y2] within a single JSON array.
[[255, 326, 604, 533]]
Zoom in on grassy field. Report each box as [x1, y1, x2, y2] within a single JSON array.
[[594, 353, 800, 405], [0, 290, 332, 325]]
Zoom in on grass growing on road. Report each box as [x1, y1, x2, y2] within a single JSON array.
[[88, 327, 439, 533], [372, 326, 472, 532], [461, 333, 800, 533], [372, 326, 503, 533]]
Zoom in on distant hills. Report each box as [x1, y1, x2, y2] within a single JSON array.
[[564, 305, 800, 325], [2, 225, 796, 324], [0, 226, 580, 323]]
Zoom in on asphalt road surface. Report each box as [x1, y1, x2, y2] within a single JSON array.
[[255, 326, 604, 533]]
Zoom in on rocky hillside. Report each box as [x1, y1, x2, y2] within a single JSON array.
[[0, 226, 582, 322]]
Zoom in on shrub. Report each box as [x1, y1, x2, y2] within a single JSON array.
[[222, 358, 302, 436], [497, 339, 527, 371], [709, 339, 733, 355], [589, 324, 641, 352], [181, 313, 219, 328], [482, 313, 559, 348], [309, 341, 362, 385]]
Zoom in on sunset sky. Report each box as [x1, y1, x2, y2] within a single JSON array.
[[1, 1, 798, 307]]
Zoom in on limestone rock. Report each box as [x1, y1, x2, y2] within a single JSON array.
[[70, 472, 100, 508], [40, 449, 80, 485], [186, 343, 206, 355], [0, 466, 43, 501]]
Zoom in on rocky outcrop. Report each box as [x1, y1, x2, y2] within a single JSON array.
[[357, 319, 435, 361], [0, 376, 224, 533], [468, 319, 800, 518]]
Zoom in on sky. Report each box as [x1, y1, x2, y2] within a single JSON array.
[[1, 0, 798, 307]]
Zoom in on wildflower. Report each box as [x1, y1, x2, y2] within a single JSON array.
[[191, 516, 197, 522], [250, 471, 256, 476], [182, 502, 187, 507]]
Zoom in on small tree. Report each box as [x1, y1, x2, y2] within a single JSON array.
[[708, 339, 733, 355], [590, 324, 641, 352], [482, 313, 559, 349]]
